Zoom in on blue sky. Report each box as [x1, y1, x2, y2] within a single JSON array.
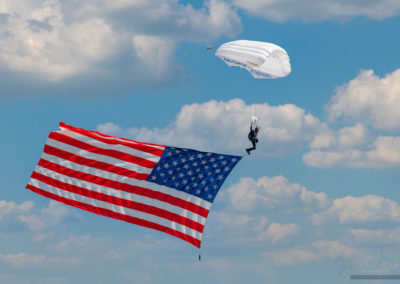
[[1, 1, 400, 283]]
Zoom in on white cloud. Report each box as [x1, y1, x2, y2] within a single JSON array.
[[216, 212, 267, 228], [304, 135, 400, 168], [0, 3, 117, 81], [33, 231, 55, 242], [0, 0, 241, 91], [259, 223, 300, 243], [0, 200, 72, 239], [214, 212, 269, 242], [132, 35, 176, 80], [303, 68, 400, 168], [261, 240, 357, 266], [309, 123, 369, 150], [310, 195, 400, 225], [0, 252, 46, 269], [105, 250, 127, 260], [312, 240, 354, 259], [261, 248, 318, 266], [350, 227, 400, 244], [206, 0, 241, 38], [109, 98, 325, 156], [18, 200, 71, 231], [0, 200, 34, 220], [225, 175, 330, 212], [53, 235, 92, 252], [97, 122, 123, 136], [0, 251, 78, 271], [232, 0, 400, 22], [76, 0, 241, 40], [205, 258, 231, 270], [327, 69, 400, 132]]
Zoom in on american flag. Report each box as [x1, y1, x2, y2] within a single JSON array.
[[26, 122, 242, 247]]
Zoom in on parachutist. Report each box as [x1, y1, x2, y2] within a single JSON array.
[[246, 123, 259, 155]]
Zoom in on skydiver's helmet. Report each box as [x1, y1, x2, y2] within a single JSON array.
[[255, 126, 260, 133]]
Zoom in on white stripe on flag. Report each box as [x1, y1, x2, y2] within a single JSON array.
[[34, 166, 207, 225], [40, 152, 212, 210], [46, 138, 154, 174], [28, 178, 202, 240], [60, 125, 165, 150], [58, 128, 162, 162]]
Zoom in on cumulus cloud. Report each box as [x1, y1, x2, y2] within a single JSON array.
[[97, 122, 123, 136], [231, 0, 400, 22], [213, 212, 269, 242], [98, 96, 400, 169], [303, 68, 400, 168], [204, 258, 231, 270], [0, 2, 117, 81], [261, 240, 358, 266], [312, 240, 355, 259], [259, 223, 300, 243], [224, 175, 400, 227], [75, 0, 241, 40], [225, 175, 330, 212], [105, 250, 127, 260], [33, 231, 55, 242], [18, 200, 71, 231], [350, 227, 400, 244], [0, 0, 242, 97], [0, 251, 78, 271], [132, 35, 176, 80], [0, 199, 72, 238], [327, 69, 400, 132], [52, 235, 93, 252], [0, 252, 46, 269], [310, 195, 400, 225], [0, 200, 34, 220], [309, 123, 370, 150], [104, 98, 325, 156], [304, 135, 400, 168], [261, 248, 318, 266]]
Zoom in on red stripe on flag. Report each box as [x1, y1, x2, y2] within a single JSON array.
[[49, 132, 156, 169], [31, 171, 204, 233], [26, 184, 201, 248], [38, 159, 210, 218], [44, 145, 150, 180], [59, 122, 165, 156]]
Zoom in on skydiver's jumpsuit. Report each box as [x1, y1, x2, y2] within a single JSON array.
[[246, 125, 259, 154]]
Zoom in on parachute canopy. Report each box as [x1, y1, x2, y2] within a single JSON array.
[[215, 40, 291, 79]]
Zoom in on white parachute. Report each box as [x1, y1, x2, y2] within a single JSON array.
[[215, 40, 291, 79]]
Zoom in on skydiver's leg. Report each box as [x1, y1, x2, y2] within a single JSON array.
[[246, 139, 256, 154]]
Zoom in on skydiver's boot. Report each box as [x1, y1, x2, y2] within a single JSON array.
[[246, 149, 250, 155]]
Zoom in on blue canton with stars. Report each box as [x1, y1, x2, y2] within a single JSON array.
[[146, 147, 242, 202]]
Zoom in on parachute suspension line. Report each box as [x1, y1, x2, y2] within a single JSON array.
[[251, 104, 260, 130], [198, 249, 201, 261], [255, 107, 260, 129], [250, 105, 259, 130]]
